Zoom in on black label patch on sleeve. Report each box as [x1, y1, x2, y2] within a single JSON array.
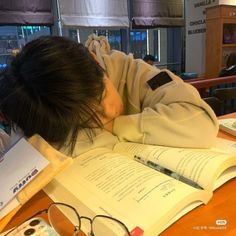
[[147, 71, 173, 90]]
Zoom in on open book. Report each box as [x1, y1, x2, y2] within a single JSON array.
[[44, 140, 236, 236]]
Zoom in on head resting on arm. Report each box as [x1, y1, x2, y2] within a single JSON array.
[[0, 36, 105, 154]]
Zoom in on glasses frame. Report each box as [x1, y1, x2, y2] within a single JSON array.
[[3, 202, 131, 236]]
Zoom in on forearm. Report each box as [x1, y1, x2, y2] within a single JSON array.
[[113, 103, 219, 148]]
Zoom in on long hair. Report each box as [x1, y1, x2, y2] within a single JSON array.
[[0, 36, 105, 154]]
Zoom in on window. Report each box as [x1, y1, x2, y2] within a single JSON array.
[[129, 30, 147, 59], [153, 29, 161, 62], [72, 28, 121, 51], [107, 30, 121, 51], [0, 26, 51, 70], [67, 27, 183, 74]]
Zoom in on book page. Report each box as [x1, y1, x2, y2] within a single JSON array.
[[0, 198, 19, 219], [214, 137, 236, 154], [114, 142, 236, 191], [45, 148, 211, 236]]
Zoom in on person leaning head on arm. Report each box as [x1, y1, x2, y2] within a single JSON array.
[[0, 35, 219, 158], [0, 36, 123, 155]]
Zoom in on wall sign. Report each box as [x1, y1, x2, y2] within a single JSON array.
[[185, 0, 236, 76], [185, 0, 218, 76]]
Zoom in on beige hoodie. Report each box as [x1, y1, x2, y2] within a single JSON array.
[[104, 51, 218, 146], [66, 35, 219, 157]]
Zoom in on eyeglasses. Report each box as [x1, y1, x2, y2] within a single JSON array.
[[5, 202, 131, 236]]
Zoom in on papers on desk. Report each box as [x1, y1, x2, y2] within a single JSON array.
[[219, 118, 236, 137], [0, 138, 49, 213]]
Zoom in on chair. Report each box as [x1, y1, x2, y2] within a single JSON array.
[[213, 87, 236, 114], [203, 87, 236, 116], [203, 97, 222, 116]]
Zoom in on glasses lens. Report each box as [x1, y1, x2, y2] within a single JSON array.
[[48, 203, 80, 236], [92, 216, 129, 236]]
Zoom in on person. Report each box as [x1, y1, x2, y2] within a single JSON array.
[[219, 52, 236, 77], [143, 54, 155, 66], [0, 35, 219, 158]]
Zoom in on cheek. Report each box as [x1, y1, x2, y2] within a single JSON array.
[[101, 92, 123, 119]]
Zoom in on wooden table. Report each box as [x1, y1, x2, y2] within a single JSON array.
[[3, 113, 236, 236]]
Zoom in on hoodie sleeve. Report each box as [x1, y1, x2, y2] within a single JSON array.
[[113, 67, 219, 148], [85, 34, 219, 148]]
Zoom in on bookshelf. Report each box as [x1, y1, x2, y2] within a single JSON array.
[[205, 5, 236, 78]]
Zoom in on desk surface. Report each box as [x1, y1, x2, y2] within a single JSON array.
[[3, 113, 236, 236]]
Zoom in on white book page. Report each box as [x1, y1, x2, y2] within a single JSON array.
[[0, 138, 49, 211], [50, 148, 210, 235], [214, 137, 236, 154], [0, 197, 19, 219], [114, 142, 236, 191]]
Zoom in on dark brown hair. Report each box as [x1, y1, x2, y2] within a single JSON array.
[[0, 36, 105, 154]]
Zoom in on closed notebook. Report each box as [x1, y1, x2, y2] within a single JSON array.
[[0, 135, 72, 233]]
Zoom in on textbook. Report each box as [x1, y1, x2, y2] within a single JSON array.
[[44, 141, 236, 236], [0, 135, 72, 233]]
